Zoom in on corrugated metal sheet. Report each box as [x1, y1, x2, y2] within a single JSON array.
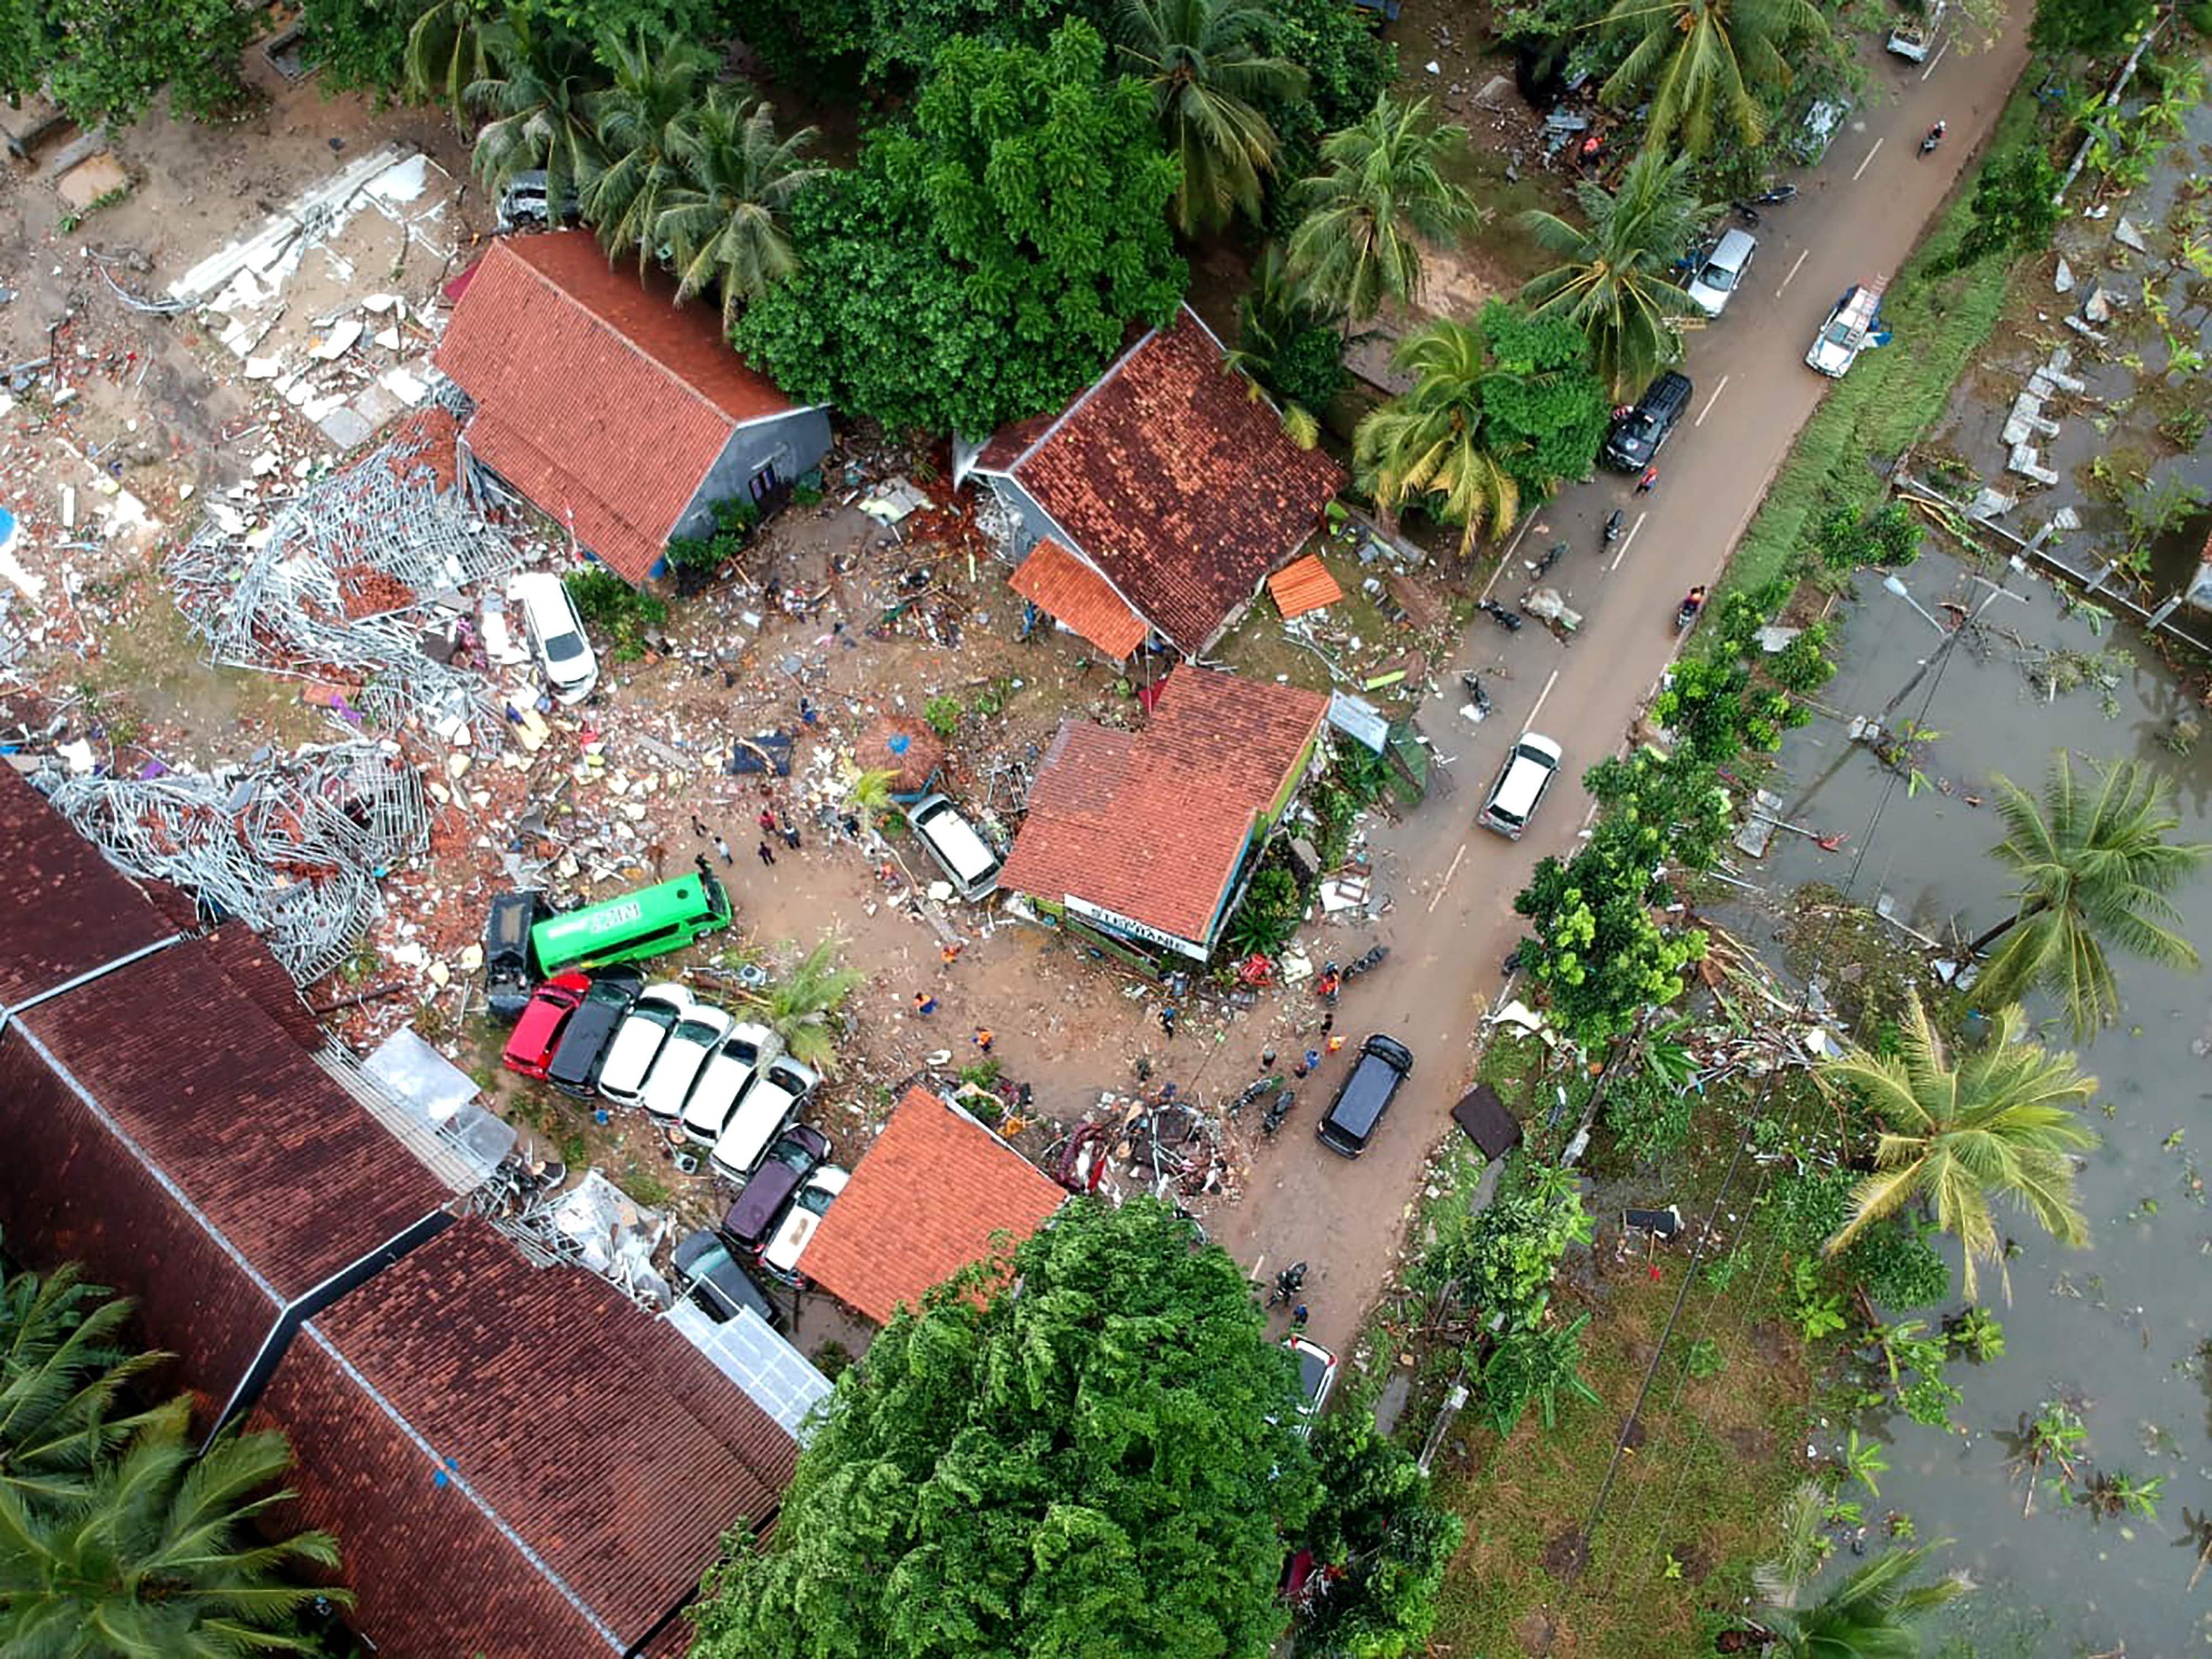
[[1267, 553, 1343, 620]]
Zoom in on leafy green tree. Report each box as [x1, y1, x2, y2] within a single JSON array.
[[690, 1198, 1318, 1659], [27, 0, 254, 127], [1951, 144, 2064, 268], [1352, 301, 1607, 553], [1478, 1312, 1600, 1436], [1821, 993, 2099, 1304], [1286, 93, 1482, 323], [296, 0, 420, 93], [1294, 1411, 1463, 1658], [862, 0, 1065, 81], [1598, 0, 1829, 157], [1520, 149, 1704, 399], [1259, 0, 1392, 129], [403, 0, 507, 124], [1225, 241, 1347, 446], [581, 34, 718, 273], [1414, 1159, 1592, 1334], [1754, 1544, 1970, 1656], [760, 936, 864, 1072], [657, 88, 825, 328], [1512, 820, 1707, 1047], [1584, 746, 1731, 873], [463, 15, 607, 201], [1970, 754, 2211, 1040], [1114, 0, 1307, 236], [0, 1257, 167, 1506], [0, 1399, 346, 1655], [734, 21, 1186, 436], [2027, 0, 2155, 56], [844, 767, 898, 835], [1650, 651, 1802, 764]]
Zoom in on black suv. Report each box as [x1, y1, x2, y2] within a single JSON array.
[[1315, 1034, 1415, 1159], [482, 890, 551, 1022], [1601, 371, 1693, 471]]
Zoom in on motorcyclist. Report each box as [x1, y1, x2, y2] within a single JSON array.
[[1679, 585, 1708, 620], [1920, 120, 1947, 154]]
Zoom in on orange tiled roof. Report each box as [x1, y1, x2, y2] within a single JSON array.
[[995, 669, 1328, 946], [974, 309, 1343, 653], [1267, 553, 1342, 619], [434, 231, 795, 586], [799, 1088, 1066, 1326], [1008, 539, 1148, 659]]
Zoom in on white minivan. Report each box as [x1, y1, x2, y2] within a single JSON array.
[[909, 793, 1002, 901], [509, 570, 598, 704], [1687, 228, 1757, 318], [709, 1054, 823, 1182], [597, 982, 693, 1107], [1479, 732, 1564, 841], [640, 1004, 734, 1123], [680, 1021, 783, 1147]]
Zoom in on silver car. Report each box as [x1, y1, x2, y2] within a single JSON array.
[[1687, 228, 1757, 319]]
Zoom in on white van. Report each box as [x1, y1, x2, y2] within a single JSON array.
[[640, 1005, 734, 1123], [509, 571, 598, 705], [909, 794, 1001, 901], [680, 1021, 784, 1147], [709, 1055, 823, 1182], [1479, 732, 1564, 840], [597, 983, 693, 1107]]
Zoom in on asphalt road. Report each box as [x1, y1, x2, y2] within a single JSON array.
[[1213, 14, 2036, 1361]]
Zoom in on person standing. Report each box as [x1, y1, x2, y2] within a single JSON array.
[[779, 815, 801, 852], [974, 1028, 994, 1056], [756, 840, 776, 867], [714, 836, 733, 865], [1159, 1003, 1178, 1040], [912, 992, 937, 1018], [758, 806, 779, 838]]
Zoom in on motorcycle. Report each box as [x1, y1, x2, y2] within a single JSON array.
[[1520, 586, 1584, 638], [1731, 199, 1762, 228], [1460, 671, 1493, 721], [1266, 1260, 1308, 1307], [1478, 598, 1524, 633], [1676, 596, 1704, 631], [1528, 540, 1567, 577], [1344, 943, 1390, 980], [1753, 183, 1799, 205], [1919, 121, 1946, 156], [1602, 509, 1624, 547], [1229, 1073, 1284, 1117], [1260, 1089, 1298, 1138]]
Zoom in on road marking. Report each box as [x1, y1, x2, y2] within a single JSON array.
[[1428, 843, 1467, 914], [1608, 510, 1647, 572], [1694, 376, 1730, 427], [1777, 247, 1809, 298], [1921, 41, 1949, 78], [1526, 666, 1562, 728], [1853, 137, 1884, 181]]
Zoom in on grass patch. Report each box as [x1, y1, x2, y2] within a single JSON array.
[[1718, 82, 2046, 608]]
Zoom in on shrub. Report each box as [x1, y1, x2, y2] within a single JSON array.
[[1601, 1072, 1695, 1167], [922, 695, 963, 739], [564, 568, 667, 662], [1226, 865, 1306, 957]]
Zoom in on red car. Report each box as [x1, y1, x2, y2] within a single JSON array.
[[502, 972, 591, 1080]]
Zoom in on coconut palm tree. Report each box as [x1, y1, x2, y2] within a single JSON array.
[[1970, 753, 2211, 1042], [845, 769, 899, 837], [1351, 316, 1520, 553], [655, 88, 825, 331], [463, 17, 607, 203], [583, 35, 721, 274], [1286, 93, 1484, 324], [1755, 1543, 1971, 1657], [1112, 0, 1308, 237], [1223, 241, 1346, 448], [0, 1400, 347, 1653], [763, 937, 864, 1073], [0, 1257, 168, 1506], [1519, 149, 1704, 399], [1821, 993, 2099, 1304], [403, 0, 506, 128], [1598, 0, 1829, 158]]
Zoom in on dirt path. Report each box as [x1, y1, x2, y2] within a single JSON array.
[[1209, 15, 2036, 1363]]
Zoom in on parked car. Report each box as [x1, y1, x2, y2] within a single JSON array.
[[641, 1004, 735, 1123], [760, 1165, 849, 1286], [909, 793, 1002, 902], [670, 1228, 781, 1328], [709, 1055, 824, 1180], [509, 570, 597, 705], [680, 1021, 784, 1147], [1284, 1335, 1339, 1437], [1600, 371, 1692, 471], [718, 1123, 833, 1253], [1791, 97, 1850, 164], [1886, 0, 1942, 61], [544, 969, 643, 1096], [1479, 732, 1564, 840], [597, 982, 695, 1107], [1806, 284, 1883, 378], [500, 972, 591, 1081], [482, 890, 551, 1022], [1314, 1033, 1415, 1159], [1686, 228, 1757, 318]]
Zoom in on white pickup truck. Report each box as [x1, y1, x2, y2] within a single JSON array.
[[1887, 0, 1944, 60]]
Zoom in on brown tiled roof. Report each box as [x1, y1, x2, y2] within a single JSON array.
[[0, 769, 180, 1005], [800, 1087, 1065, 1327], [15, 938, 450, 1301], [977, 309, 1343, 653], [270, 1220, 796, 1652], [435, 231, 796, 586], [1006, 538, 1148, 659], [195, 922, 325, 1051], [859, 717, 945, 797], [996, 669, 1328, 945], [1267, 552, 1343, 620]]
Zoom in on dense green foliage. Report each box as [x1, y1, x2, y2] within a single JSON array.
[[2028, 0, 2157, 56], [1951, 143, 2065, 269], [733, 22, 1185, 436], [1287, 93, 1481, 324], [1478, 1313, 1600, 1436], [657, 86, 826, 326], [1512, 822, 1707, 1047], [691, 1198, 1317, 1659], [7, 0, 254, 126], [1294, 1411, 1464, 1657], [1755, 1544, 1970, 1656], [1414, 1160, 1592, 1336], [1598, 0, 1829, 156], [1226, 243, 1348, 446]]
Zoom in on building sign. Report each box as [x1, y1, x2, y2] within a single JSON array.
[[1064, 896, 1209, 962], [1327, 691, 1390, 753]]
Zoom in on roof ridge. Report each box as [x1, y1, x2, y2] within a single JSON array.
[[1005, 324, 1163, 478]]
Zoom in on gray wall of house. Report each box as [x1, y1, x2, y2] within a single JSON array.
[[673, 408, 834, 537], [983, 475, 1055, 560]]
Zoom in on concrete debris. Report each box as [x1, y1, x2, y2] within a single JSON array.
[[2081, 285, 2113, 325], [2053, 257, 2075, 294], [2112, 216, 2147, 252]]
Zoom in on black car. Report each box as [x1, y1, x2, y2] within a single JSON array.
[[670, 1228, 781, 1327], [483, 890, 551, 1022], [1600, 371, 1693, 471], [718, 1123, 832, 1252], [545, 969, 644, 1095], [1315, 1034, 1415, 1159]]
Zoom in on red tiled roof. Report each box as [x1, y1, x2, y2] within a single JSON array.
[[997, 669, 1328, 945], [434, 231, 795, 586], [1007, 538, 1148, 659], [270, 1219, 797, 1653], [859, 717, 945, 797], [0, 768, 181, 1005], [800, 1087, 1065, 1327], [977, 309, 1343, 653], [1268, 552, 1343, 620]]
